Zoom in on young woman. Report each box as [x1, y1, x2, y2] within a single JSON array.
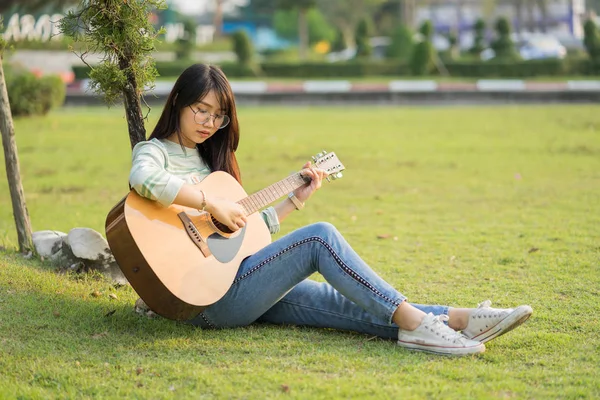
[[129, 63, 533, 356]]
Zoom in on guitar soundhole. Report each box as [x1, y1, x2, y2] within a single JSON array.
[[211, 216, 234, 234]]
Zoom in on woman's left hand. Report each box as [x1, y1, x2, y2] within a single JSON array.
[[293, 161, 329, 204]]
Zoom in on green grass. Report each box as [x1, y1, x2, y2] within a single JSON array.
[[1, 105, 599, 399]]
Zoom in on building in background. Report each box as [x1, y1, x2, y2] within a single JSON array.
[[415, 0, 587, 50]]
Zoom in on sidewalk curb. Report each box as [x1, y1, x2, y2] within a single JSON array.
[[67, 79, 600, 97]]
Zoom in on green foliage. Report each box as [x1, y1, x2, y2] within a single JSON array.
[[260, 61, 408, 77], [58, 0, 166, 104], [4, 65, 65, 116], [386, 25, 414, 61], [0, 17, 5, 52], [72, 57, 599, 80], [273, 7, 335, 45], [0, 0, 78, 14], [418, 20, 434, 39], [440, 31, 460, 62], [410, 21, 435, 76], [355, 18, 373, 59], [355, 17, 372, 39], [276, 0, 316, 11], [38, 75, 67, 113], [583, 19, 600, 60], [470, 18, 487, 55], [444, 58, 567, 77], [410, 41, 435, 75], [219, 62, 261, 77], [175, 18, 197, 61], [491, 17, 519, 60], [231, 30, 254, 65], [331, 28, 346, 53]]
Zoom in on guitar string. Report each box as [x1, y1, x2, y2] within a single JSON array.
[[238, 173, 304, 215]]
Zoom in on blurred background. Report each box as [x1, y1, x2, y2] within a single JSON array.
[[1, 0, 600, 111]]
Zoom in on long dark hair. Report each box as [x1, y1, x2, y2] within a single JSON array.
[[149, 64, 241, 183]]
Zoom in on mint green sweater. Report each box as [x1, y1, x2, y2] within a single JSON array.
[[129, 138, 280, 234]]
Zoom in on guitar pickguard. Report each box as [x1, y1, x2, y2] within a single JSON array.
[[207, 226, 246, 263]]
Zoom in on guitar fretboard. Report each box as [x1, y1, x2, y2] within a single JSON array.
[[238, 172, 310, 215]]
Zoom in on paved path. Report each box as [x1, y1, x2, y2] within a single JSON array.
[[7, 50, 235, 80], [65, 79, 600, 106]]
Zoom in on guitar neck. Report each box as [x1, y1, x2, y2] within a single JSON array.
[[238, 172, 310, 215]]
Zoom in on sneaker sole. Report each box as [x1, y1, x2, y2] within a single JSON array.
[[468, 305, 533, 344], [397, 340, 485, 356]]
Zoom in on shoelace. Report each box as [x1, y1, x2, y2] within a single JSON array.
[[474, 300, 509, 319], [478, 300, 492, 308], [428, 314, 468, 344]]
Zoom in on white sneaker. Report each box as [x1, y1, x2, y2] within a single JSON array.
[[462, 300, 533, 343], [397, 313, 485, 356]]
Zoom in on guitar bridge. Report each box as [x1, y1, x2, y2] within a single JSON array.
[[178, 212, 211, 258]]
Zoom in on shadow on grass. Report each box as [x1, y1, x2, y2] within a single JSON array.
[[2, 251, 412, 367]]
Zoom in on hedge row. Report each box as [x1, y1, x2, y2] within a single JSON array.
[[5, 65, 66, 116], [72, 58, 600, 80]]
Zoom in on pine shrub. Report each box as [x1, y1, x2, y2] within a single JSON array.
[[410, 21, 435, 75], [232, 30, 253, 65], [386, 24, 414, 61], [491, 17, 519, 60]]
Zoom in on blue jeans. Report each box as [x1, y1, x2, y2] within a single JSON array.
[[188, 222, 449, 339]]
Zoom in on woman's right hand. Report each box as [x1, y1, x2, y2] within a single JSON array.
[[204, 197, 247, 232]]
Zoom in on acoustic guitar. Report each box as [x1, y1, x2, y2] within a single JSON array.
[[105, 151, 345, 321]]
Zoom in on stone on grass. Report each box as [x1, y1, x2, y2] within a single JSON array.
[[67, 228, 111, 261], [32, 230, 67, 261], [66, 228, 128, 284]]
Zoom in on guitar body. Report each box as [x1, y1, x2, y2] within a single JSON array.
[[105, 171, 271, 321]]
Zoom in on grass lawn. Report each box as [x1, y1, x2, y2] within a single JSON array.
[[1, 105, 599, 399]]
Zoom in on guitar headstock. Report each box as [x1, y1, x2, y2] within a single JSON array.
[[312, 150, 345, 182]]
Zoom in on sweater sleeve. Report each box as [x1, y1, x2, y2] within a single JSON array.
[[129, 141, 185, 207], [260, 206, 280, 234]]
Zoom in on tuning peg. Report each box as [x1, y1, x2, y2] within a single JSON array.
[[326, 176, 331, 182], [335, 172, 343, 179], [322, 150, 327, 155], [311, 155, 317, 162]]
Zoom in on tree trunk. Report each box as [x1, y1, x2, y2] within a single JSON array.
[[213, 0, 223, 38], [0, 57, 33, 253], [526, 0, 535, 32], [537, 0, 547, 33], [298, 7, 309, 61], [515, 0, 524, 37], [400, 0, 415, 28], [455, 0, 462, 51], [119, 57, 146, 149]]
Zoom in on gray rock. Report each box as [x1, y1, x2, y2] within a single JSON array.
[[67, 228, 112, 261], [32, 230, 67, 261], [30, 227, 128, 285], [64, 228, 128, 285]]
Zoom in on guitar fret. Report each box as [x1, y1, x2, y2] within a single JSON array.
[[263, 189, 274, 204], [271, 182, 282, 199], [236, 171, 322, 215], [257, 190, 269, 206], [240, 199, 253, 215], [243, 196, 258, 214], [285, 176, 297, 192], [249, 194, 262, 211], [274, 181, 285, 198]]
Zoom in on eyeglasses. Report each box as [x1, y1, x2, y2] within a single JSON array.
[[189, 106, 230, 129]]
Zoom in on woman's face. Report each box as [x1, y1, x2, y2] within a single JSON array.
[[172, 90, 227, 148]]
